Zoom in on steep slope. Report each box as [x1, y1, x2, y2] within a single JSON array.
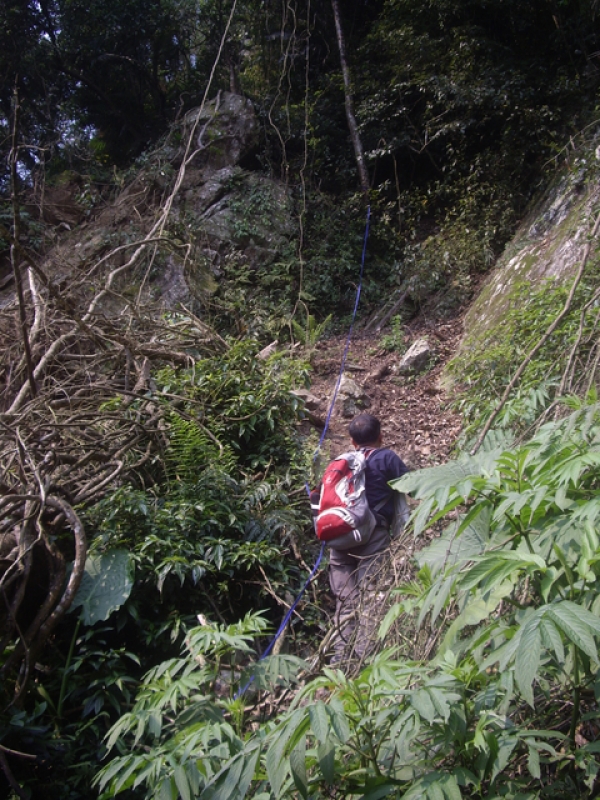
[[306, 319, 464, 470]]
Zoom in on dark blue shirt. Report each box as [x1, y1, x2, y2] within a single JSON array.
[[363, 448, 409, 525]]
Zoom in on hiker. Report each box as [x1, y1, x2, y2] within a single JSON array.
[[328, 413, 409, 663]]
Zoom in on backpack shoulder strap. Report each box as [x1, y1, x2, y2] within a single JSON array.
[[359, 447, 379, 459]]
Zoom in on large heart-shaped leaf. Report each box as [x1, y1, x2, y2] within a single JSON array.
[[72, 550, 134, 625]]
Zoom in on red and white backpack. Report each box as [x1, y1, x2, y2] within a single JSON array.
[[312, 449, 377, 549]]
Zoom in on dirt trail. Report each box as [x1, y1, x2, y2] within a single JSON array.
[[306, 315, 465, 471]]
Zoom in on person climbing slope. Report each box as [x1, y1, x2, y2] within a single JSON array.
[[328, 412, 409, 664]]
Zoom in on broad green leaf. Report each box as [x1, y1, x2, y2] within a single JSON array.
[[309, 702, 330, 744], [402, 772, 464, 800], [417, 576, 454, 628], [460, 552, 545, 592], [455, 502, 493, 543], [265, 709, 306, 797], [265, 746, 287, 800], [493, 491, 534, 523], [411, 495, 438, 536], [585, 522, 599, 550], [95, 754, 135, 791], [158, 777, 176, 800], [289, 737, 307, 800], [411, 688, 436, 722], [104, 714, 136, 753], [540, 567, 563, 603], [441, 773, 463, 800], [173, 765, 192, 800], [71, 550, 134, 625], [200, 746, 260, 800], [148, 711, 162, 739], [428, 686, 454, 722], [486, 624, 525, 673], [391, 452, 498, 500], [417, 508, 490, 575], [582, 741, 600, 754], [553, 451, 600, 487], [490, 732, 518, 782], [379, 602, 404, 639], [440, 584, 512, 655], [390, 707, 418, 759], [426, 782, 445, 800], [554, 485, 570, 510], [234, 750, 260, 800], [326, 698, 351, 742], [113, 755, 147, 793], [426, 495, 467, 530], [539, 617, 565, 664], [212, 751, 243, 800], [547, 602, 600, 660], [527, 746, 541, 779], [317, 740, 336, 784], [515, 616, 542, 707]]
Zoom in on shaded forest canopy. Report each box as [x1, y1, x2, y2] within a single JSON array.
[[3, 0, 599, 261], [3, 1, 600, 798]]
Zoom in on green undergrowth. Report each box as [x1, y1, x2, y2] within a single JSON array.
[[447, 275, 600, 431], [95, 399, 600, 799], [1, 337, 324, 799], [84, 338, 315, 621]]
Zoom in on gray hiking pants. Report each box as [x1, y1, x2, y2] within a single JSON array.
[[328, 525, 390, 662]]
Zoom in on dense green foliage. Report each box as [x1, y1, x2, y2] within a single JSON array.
[[85, 340, 311, 610], [4, 1, 600, 798], [448, 224, 600, 431], [96, 399, 600, 799], [0, 337, 320, 798]]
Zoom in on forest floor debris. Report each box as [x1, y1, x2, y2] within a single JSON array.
[[306, 314, 465, 470]]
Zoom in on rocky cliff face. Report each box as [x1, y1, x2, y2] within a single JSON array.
[[449, 141, 600, 383], [1, 92, 297, 314]]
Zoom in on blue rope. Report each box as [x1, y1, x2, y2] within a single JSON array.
[[236, 204, 372, 698], [255, 544, 325, 663]]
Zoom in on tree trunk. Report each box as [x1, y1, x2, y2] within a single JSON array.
[[331, 0, 369, 194]]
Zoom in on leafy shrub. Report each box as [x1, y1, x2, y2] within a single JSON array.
[[95, 614, 307, 800], [153, 339, 308, 468], [380, 314, 407, 353], [98, 401, 600, 799]]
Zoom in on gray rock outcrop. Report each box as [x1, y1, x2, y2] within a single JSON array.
[[336, 376, 371, 418], [2, 92, 298, 315]]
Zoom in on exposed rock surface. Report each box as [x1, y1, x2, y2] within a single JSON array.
[[455, 149, 600, 367], [335, 375, 372, 418], [0, 92, 297, 314], [397, 338, 431, 374]]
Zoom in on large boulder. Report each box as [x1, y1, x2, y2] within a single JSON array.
[[148, 93, 297, 307], [182, 92, 259, 170], [176, 167, 295, 275], [336, 376, 371, 418], [397, 338, 432, 374]]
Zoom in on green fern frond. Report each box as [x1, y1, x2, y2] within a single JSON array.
[[291, 307, 332, 351], [166, 413, 236, 483]]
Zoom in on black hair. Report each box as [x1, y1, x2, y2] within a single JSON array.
[[348, 413, 381, 445]]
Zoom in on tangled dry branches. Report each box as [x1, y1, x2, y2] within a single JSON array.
[[0, 248, 227, 703]]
